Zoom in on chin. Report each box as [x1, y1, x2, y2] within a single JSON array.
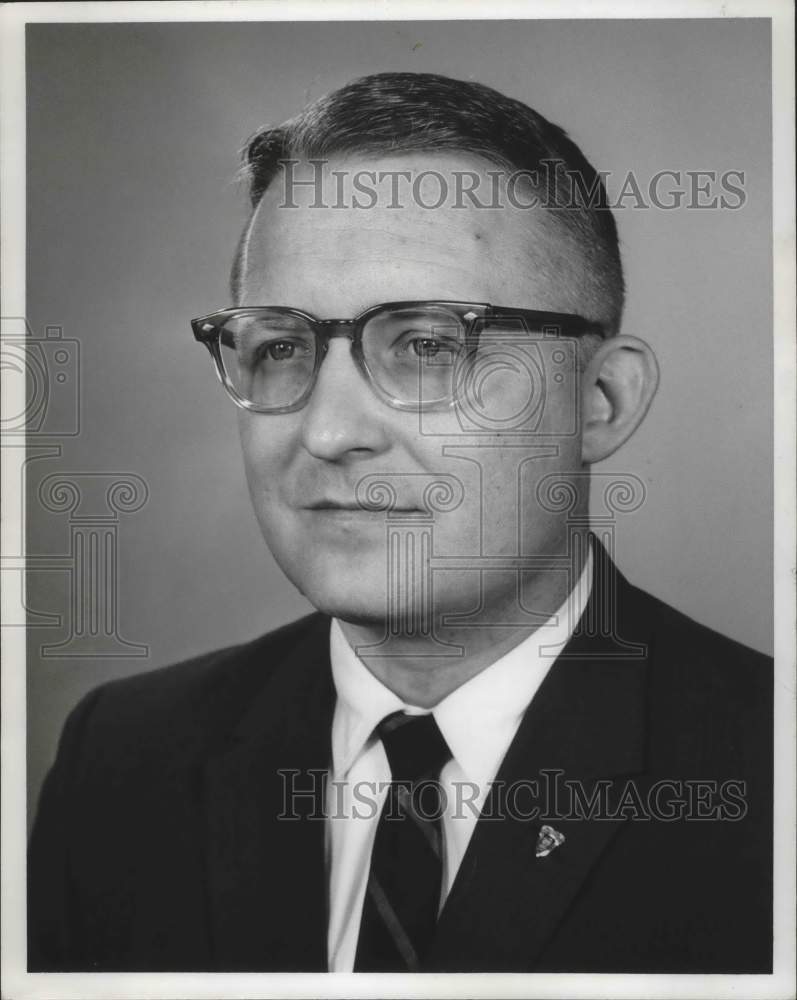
[[304, 591, 390, 627], [286, 565, 390, 625]]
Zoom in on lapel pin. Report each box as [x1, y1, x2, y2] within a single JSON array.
[[535, 824, 565, 858]]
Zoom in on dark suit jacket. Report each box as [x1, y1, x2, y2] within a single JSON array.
[[28, 548, 773, 973]]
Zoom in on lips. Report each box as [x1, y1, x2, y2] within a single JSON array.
[[305, 500, 364, 510], [304, 500, 421, 513]]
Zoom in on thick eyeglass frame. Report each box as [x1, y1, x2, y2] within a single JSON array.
[[191, 301, 605, 414]]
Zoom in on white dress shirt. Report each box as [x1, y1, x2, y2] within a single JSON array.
[[325, 549, 593, 972]]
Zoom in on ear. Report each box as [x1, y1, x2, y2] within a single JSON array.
[[581, 335, 659, 464]]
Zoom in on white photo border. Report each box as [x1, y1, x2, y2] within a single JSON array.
[[2, 2, 794, 998]]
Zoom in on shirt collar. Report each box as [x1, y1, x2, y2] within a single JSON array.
[[330, 548, 593, 787], [329, 620, 408, 779]]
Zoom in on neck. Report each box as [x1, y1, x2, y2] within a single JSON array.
[[337, 531, 591, 707]]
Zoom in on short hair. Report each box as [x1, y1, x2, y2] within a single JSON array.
[[232, 71, 624, 334]]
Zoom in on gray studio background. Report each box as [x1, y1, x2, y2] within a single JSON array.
[[25, 19, 772, 824]]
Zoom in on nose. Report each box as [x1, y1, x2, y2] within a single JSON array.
[[299, 337, 390, 461]]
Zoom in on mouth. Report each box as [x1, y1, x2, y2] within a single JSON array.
[[303, 500, 422, 514]]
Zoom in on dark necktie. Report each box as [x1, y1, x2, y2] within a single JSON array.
[[353, 711, 452, 972]]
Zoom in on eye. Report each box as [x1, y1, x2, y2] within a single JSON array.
[[266, 340, 297, 361], [409, 337, 442, 358], [251, 337, 313, 366], [394, 333, 461, 361]]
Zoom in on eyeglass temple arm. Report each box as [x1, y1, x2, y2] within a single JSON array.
[[487, 307, 606, 338]]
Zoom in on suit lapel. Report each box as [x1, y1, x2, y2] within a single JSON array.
[[203, 615, 335, 970], [427, 547, 653, 971], [200, 544, 653, 972]]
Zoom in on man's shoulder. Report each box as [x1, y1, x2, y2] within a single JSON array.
[[61, 611, 329, 768], [636, 581, 771, 677], [623, 579, 772, 770], [121, 610, 326, 691], [593, 540, 771, 681]]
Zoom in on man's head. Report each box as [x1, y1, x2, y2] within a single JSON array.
[[212, 72, 657, 628], [233, 72, 624, 334]]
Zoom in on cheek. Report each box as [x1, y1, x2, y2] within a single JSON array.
[[427, 439, 584, 557], [237, 414, 293, 506]]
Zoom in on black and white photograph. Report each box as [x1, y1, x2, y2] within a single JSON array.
[[1, 2, 794, 998]]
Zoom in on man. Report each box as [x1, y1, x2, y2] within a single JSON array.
[[28, 72, 772, 973]]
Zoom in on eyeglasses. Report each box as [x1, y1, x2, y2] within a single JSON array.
[[191, 301, 603, 414]]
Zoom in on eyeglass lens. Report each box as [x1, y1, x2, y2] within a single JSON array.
[[217, 305, 470, 409]]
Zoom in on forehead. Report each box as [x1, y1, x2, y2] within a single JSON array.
[[239, 152, 590, 315]]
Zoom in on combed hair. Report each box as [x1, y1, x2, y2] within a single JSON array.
[[232, 72, 624, 333]]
